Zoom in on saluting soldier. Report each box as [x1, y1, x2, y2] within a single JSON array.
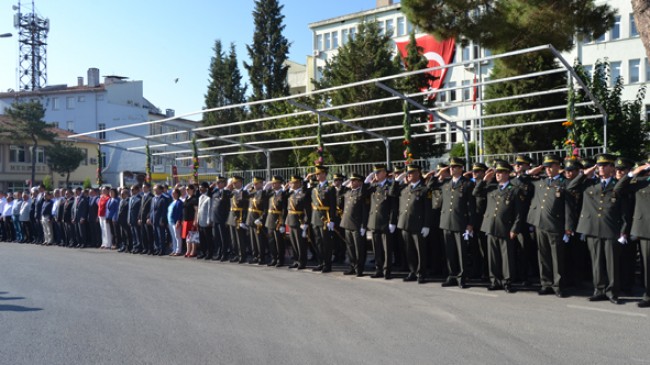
[[332, 173, 348, 263], [526, 154, 576, 297], [365, 164, 398, 279], [226, 176, 249, 264], [614, 157, 636, 294], [427, 157, 476, 288], [265, 175, 288, 267], [339, 173, 369, 277], [616, 157, 650, 307], [285, 175, 311, 269], [393, 164, 432, 284], [210, 176, 231, 261], [245, 176, 270, 265], [308, 165, 337, 273], [568, 153, 630, 304], [562, 159, 588, 286], [468, 162, 489, 280], [511, 154, 538, 286], [473, 161, 525, 293]]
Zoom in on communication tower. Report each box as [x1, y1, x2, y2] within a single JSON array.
[[13, 0, 49, 91]]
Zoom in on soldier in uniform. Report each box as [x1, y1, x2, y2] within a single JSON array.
[[473, 161, 524, 293], [511, 154, 537, 286], [285, 175, 311, 269], [340, 173, 369, 277], [226, 176, 249, 264], [614, 157, 636, 294], [265, 175, 288, 267], [467, 162, 489, 280], [562, 159, 588, 287], [332, 173, 348, 263], [568, 154, 629, 304], [365, 164, 398, 279], [616, 158, 650, 307], [427, 157, 476, 288], [428, 162, 449, 277], [210, 176, 231, 261], [526, 154, 576, 297], [245, 176, 269, 265], [393, 165, 432, 283], [308, 165, 337, 273]]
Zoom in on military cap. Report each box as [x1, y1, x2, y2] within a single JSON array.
[[289, 175, 303, 183], [437, 162, 449, 169], [314, 165, 328, 174], [472, 162, 488, 171], [216, 175, 227, 182], [615, 157, 634, 170], [582, 157, 596, 169], [514, 154, 533, 165], [564, 160, 584, 171], [542, 154, 562, 167], [373, 164, 387, 172], [406, 164, 422, 173], [231, 175, 244, 182], [200, 181, 210, 189], [349, 173, 364, 181], [332, 173, 346, 181], [271, 175, 284, 183], [495, 160, 513, 172], [449, 157, 465, 167], [595, 153, 616, 166], [252, 176, 264, 183], [393, 163, 405, 174]]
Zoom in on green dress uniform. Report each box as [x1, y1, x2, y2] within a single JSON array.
[[311, 180, 338, 272], [265, 184, 288, 267], [245, 185, 270, 264], [226, 185, 249, 263], [366, 179, 398, 278], [474, 170, 525, 291], [511, 171, 537, 284], [567, 156, 630, 303], [285, 179, 311, 269], [333, 183, 349, 263], [429, 171, 476, 287], [339, 180, 369, 276]]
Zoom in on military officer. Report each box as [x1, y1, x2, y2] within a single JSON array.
[[365, 164, 398, 279], [210, 176, 231, 261], [265, 175, 288, 267], [339, 173, 369, 277], [526, 154, 576, 297], [473, 161, 524, 293], [332, 173, 348, 263], [614, 157, 636, 294], [428, 162, 449, 277], [512, 154, 537, 285], [393, 164, 432, 283], [468, 162, 489, 280], [562, 159, 589, 287], [245, 176, 270, 265], [285, 175, 311, 269], [308, 165, 337, 273], [568, 153, 629, 304], [426, 157, 476, 288], [226, 176, 249, 264], [616, 157, 650, 307]]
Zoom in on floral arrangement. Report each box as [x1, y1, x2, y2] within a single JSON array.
[[403, 106, 413, 165], [191, 136, 200, 183], [145, 143, 152, 183], [563, 79, 580, 160], [96, 146, 103, 186]]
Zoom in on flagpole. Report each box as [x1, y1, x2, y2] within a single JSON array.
[[477, 43, 484, 163]]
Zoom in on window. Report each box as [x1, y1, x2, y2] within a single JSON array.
[[349, 27, 356, 41], [316, 34, 323, 51], [397, 17, 405, 36], [462, 80, 471, 100], [646, 59, 650, 82], [438, 87, 447, 102], [448, 81, 457, 101], [101, 152, 107, 169], [385, 19, 394, 36], [78, 96, 85, 102], [629, 59, 640, 83], [66, 121, 75, 131], [450, 132, 458, 143], [582, 65, 593, 80], [52, 97, 60, 110], [324, 33, 331, 50], [341, 29, 348, 45], [630, 13, 639, 37], [484, 48, 492, 58], [462, 45, 471, 61], [35, 147, 45, 164], [66, 96, 75, 109], [98, 123, 106, 140], [611, 16, 621, 40], [610, 61, 621, 86], [80, 148, 88, 165], [331, 31, 338, 49], [9, 145, 26, 163]]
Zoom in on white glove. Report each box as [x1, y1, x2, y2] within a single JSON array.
[[618, 235, 628, 245], [580, 233, 586, 241], [562, 234, 570, 243], [360, 228, 366, 237], [254, 219, 262, 226], [327, 221, 335, 231], [420, 227, 430, 238], [463, 229, 473, 240], [279, 226, 285, 234], [263, 182, 272, 190], [365, 172, 375, 184], [300, 224, 308, 231], [239, 223, 248, 230], [244, 182, 253, 191], [301, 228, 308, 238]]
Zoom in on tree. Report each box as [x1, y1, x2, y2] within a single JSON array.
[[43, 175, 53, 191], [82, 177, 92, 189], [46, 142, 86, 187], [2, 101, 56, 186], [449, 142, 477, 158], [632, 0, 650, 61]]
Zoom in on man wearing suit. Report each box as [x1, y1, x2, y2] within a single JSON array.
[[394, 164, 433, 284], [117, 188, 132, 253], [149, 184, 170, 256], [40, 191, 54, 245], [72, 187, 89, 248], [339, 173, 369, 277], [87, 189, 100, 247], [365, 164, 398, 279], [265, 176, 288, 267], [473, 160, 525, 293], [139, 183, 154, 255], [526, 154, 576, 297], [210, 176, 231, 261], [308, 165, 338, 273], [197, 181, 213, 260], [427, 157, 476, 288], [245, 176, 270, 265], [226, 176, 249, 263], [34, 184, 45, 244], [616, 158, 650, 307], [568, 153, 629, 304], [128, 185, 143, 254], [285, 176, 311, 269], [54, 189, 66, 246]]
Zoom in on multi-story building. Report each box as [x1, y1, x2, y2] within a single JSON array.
[[0, 67, 199, 185], [307, 0, 650, 149]]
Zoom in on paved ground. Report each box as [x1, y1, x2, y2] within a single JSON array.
[[0, 243, 648, 365]]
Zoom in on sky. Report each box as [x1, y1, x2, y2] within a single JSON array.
[[0, 0, 383, 120]]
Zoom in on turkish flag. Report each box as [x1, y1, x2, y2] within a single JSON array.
[[396, 35, 456, 99]]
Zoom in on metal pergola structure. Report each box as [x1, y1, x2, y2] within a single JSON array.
[[69, 44, 608, 178]]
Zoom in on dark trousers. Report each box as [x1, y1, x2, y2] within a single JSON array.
[[344, 229, 366, 274], [312, 225, 333, 268], [199, 226, 213, 258], [620, 238, 638, 292], [212, 222, 228, 258], [64, 222, 76, 246], [118, 221, 132, 251], [565, 235, 591, 286], [141, 223, 154, 252], [370, 230, 392, 274], [153, 223, 167, 253], [229, 225, 248, 260], [130, 223, 142, 251], [3, 217, 15, 241], [469, 231, 489, 279], [536, 229, 565, 292], [288, 227, 307, 267], [249, 226, 268, 262], [21, 221, 33, 242], [89, 221, 101, 247], [487, 235, 516, 287], [75, 221, 88, 247], [443, 229, 468, 283], [640, 239, 650, 302], [33, 217, 43, 242], [402, 230, 426, 277], [586, 236, 620, 299], [268, 228, 286, 264]]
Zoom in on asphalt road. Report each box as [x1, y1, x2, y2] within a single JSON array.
[[0, 243, 648, 365]]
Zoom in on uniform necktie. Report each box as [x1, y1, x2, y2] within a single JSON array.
[[601, 180, 607, 191]]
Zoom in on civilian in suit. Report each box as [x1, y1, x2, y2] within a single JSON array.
[[265, 176, 288, 267], [72, 188, 89, 248], [210, 176, 231, 261], [62, 190, 75, 247], [41, 191, 54, 245], [150, 184, 171, 256], [53, 190, 67, 245], [139, 183, 154, 255], [196, 182, 213, 259], [339, 173, 369, 277], [19, 191, 33, 244], [308, 165, 338, 273], [128, 185, 142, 253], [365, 164, 398, 279], [11, 193, 23, 243], [87, 188, 101, 247], [117, 188, 132, 252], [34, 185, 46, 244]]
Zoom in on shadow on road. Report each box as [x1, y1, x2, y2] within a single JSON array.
[[0, 304, 42, 312], [0, 296, 26, 300]]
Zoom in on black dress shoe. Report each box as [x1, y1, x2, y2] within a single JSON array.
[[370, 272, 384, 279], [275, 263, 285, 268], [504, 285, 515, 293], [609, 297, 621, 305], [538, 287, 555, 295], [158, 251, 164, 256], [249, 258, 259, 264], [117, 247, 125, 253], [267, 260, 277, 267], [212, 256, 221, 261], [296, 265, 306, 270], [356, 272, 364, 277], [384, 272, 392, 280], [441, 280, 455, 287], [403, 274, 417, 282], [204, 255, 212, 260], [637, 300, 650, 308], [288, 263, 299, 269], [312, 265, 324, 272], [230, 257, 239, 263], [343, 269, 356, 275], [321, 267, 332, 273], [197, 254, 205, 259], [588, 294, 608, 302], [417, 276, 425, 284], [238, 259, 246, 264], [458, 281, 468, 289], [487, 285, 502, 291]]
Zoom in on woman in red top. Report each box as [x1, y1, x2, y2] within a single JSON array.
[[98, 186, 112, 249]]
